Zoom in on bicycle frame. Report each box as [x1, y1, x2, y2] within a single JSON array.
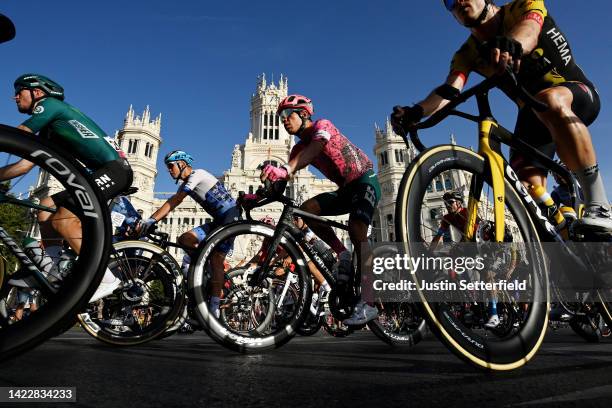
[[245, 195, 348, 288], [404, 74, 583, 246], [0, 193, 58, 295]]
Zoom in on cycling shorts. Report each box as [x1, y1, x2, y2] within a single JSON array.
[[509, 82, 600, 174], [311, 170, 381, 225], [52, 159, 134, 215], [191, 206, 241, 254]]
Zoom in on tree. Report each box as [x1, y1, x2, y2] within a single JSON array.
[[0, 186, 34, 273]]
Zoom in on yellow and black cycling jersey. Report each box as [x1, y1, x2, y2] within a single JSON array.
[[450, 0, 594, 97]]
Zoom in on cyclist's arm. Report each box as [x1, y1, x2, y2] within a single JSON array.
[[0, 159, 35, 181], [507, 19, 541, 54], [286, 139, 325, 174], [18, 124, 33, 133], [417, 73, 466, 117], [149, 191, 188, 221], [0, 125, 44, 181]]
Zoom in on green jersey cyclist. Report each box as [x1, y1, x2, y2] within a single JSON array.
[[0, 74, 134, 302]]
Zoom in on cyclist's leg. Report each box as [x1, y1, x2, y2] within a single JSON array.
[[509, 107, 554, 190], [178, 225, 206, 275], [343, 172, 380, 325], [86, 159, 133, 301], [300, 194, 348, 256], [533, 83, 609, 229], [306, 260, 325, 286]]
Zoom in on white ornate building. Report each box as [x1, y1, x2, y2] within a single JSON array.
[[32, 75, 349, 262], [30, 72, 524, 263]]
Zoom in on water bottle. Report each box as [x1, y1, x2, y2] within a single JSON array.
[[22, 237, 57, 279], [57, 249, 77, 279]]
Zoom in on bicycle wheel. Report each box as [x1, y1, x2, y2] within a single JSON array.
[[569, 314, 602, 343], [595, 291, 612, 330], [77, 240, 185, 346], [367, 301, 427, 347], [190, 221, 311, 353], [0, 125, 110, 361], [296, 312, 323, 336], [395, 145, 549, 370], [322, 314, 352, 337]]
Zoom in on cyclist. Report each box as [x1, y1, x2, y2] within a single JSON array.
[[137, 150, 240, 318], [260, 94, 381, 325], [391, 0, 611, 235], [430, 190, 476, 251], [430, 191, 501, 328], [0, 74, 133, 301]]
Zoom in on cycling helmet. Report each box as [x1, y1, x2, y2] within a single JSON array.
[[14, 74, 64, 100], [164, 150, 193, 166], [443, 190, 463, 203], [277, 94, 314, 117]]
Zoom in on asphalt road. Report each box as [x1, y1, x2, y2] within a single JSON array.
[[0, 327, 610, 408]]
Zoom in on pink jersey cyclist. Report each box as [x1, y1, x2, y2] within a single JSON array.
[[261, 94, 381, 326], [291, 119, 373, 187]]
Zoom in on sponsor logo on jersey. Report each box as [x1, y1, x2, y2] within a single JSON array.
[[545, 27, 572, 66], [68, 119, 99, 139], [33, 105, 44, 114]]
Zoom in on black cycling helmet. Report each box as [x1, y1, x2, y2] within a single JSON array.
[[14, 74, 64, 115], [443, 190, 463, 203], [14, 74, 64, 100]]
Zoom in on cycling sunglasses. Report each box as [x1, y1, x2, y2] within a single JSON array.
[[444, 199, 460, 207], [444, 0, 456, 11], [279, 108, 300, 120]]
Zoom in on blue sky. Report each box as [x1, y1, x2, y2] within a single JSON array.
[[1, 1, 611, 193]]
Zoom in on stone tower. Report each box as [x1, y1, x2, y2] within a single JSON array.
[[115, 105, 162, 212], [237, 73, 293, 172], [372, 119, 418, 242]]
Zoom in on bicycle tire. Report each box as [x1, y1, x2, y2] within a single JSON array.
[[0, 125, 110, 361], [595, 291, 612, 330], [189, 221, 311, 353], [296, 311, 323, 336], [367, 301, 427, 347], [569, 315, 602, 343], [395, 145, 549, 370], [77, 240, 185, 346], [322, 315, 352, 337]]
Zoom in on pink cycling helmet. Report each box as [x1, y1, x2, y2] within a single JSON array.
[[277, 94, 314, 117]]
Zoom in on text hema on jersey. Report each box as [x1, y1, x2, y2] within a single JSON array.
[[68, 119, 98, 139], [546, 27, 572, 66]]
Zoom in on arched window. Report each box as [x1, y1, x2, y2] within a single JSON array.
[[444, 176, 452, 190], [127, 139, 139, 154], [435, 177, 443, 191]]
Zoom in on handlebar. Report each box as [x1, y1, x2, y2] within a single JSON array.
[[405, 68, 549, 153], [237, 179, 293, 221]]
